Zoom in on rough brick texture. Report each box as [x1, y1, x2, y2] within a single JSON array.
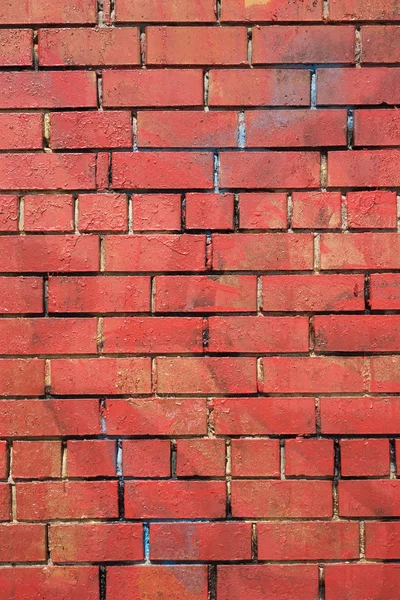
[[0, 1, 398, 598]]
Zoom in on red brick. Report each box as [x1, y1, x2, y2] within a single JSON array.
[[50, 112, 132, 149], [321, 233, 400, 270], [325, 564, 400, 600], [78, 193, 127, 232], [292, 191, 342, 229], [0, 317, 96, 355], [370, 355, 400, 392], [213, 397, 316, 435], [123, 440, 171, 477], [116, 0, 216, 22], [220, 151, 320, 188], [103, 70, 203, 107], [113, 152, 213, 189], [176, 439, 226, 477], [341, 439, 390, 477], [49, 275, 150, 313], [39, 28, 140, 66], [0, 114, 42, 150], [330, 149, 400, 187], [0, 2, 96, 24], [365, 522, 400, 559], [239, 193, 287, 229], [0, 195, 18, 231], [321, 397, 400, 435], [339, 480, 400, 517], [186, 193, 234, 230], [221, 0, 323, 21], [315, 315, 400, 352], [209, 316, 309, 352], [0, 29, 32, 66], [51, 357, 151, 395], [0, 153, 95, 190], [209, 69, 310, 106], [96, 151, 109, 190], [355, 110, 400, 147], [347, 190, 397, 228], [105, 235, 205, 272], [253, 25, 354, 64], [285, 439, 334, 477], [139, 111, 238, 148], [0, 399, 101, 437], [108, 566, 208, 600], [156, 357, 257, 394], [24, 195, 74, 232], [261, 356, 368, 394], [329, 0, 400, 20], [262, 274, 364, 311], [125, 481, 226, 519], [0, 359, 44, 396], [232, 480, 332, 518], [231, 439, 280, 477], [67, 440, 116, 477], [16, 481, 119, 520], [362, 26, 400, 63], [0, 524, 46, 562], [151, 522, 252, 561], [105, 398, 207, 436], [104, 317, 203, 353], [147, 26, 247, 65], [0, 485, 10, 521], [247, 110, 347, 147], [0, 72, 96, 109], [132, 194, 181, 231], [13, 442, 62, 479], [155, 275, 257, 312], [0, 277, 43, 314], [318, 68, 400, 105], [50, 523, 143, 562], [0, 442, 7, 480], [0, 567, 98, 600], [258, 522, 359, 560], [213, 233, 313, 270]]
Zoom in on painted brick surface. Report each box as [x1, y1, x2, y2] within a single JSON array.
[[0, 1, 398, 598]]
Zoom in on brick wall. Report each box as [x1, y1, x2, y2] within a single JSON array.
[[0, 0, 399, 598]]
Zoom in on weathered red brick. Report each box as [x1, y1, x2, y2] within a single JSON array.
[[321, 233, 400, 270], [105, 235, 206, 272], [339, 480, 400, 517], [246, 110, 347, 147], [132, 194, 181, 231], [366, 522, 400, 559], [231, 439, 280, 477], [0, 114, 42, 150], [321, 397, 400, 435], [0, 277, 43, 314], [78, 193, 128, 232], [39, 28, 140, 66], [116, 0, 216, 22], [213, 397, 316, 435], [51, 357, 151, 395], [50, 523, 143, 562], [155, 275, 257, 312], [354, 109, 400, 147], [0, 567, 99, 600], [105, 399, 207, 436], [329, 149, 400, 187], [0, 524, 46, 562], [186, 193, 234, 230], [221, 0, 323, 21], [176, 439, 226, 477], [362, 26, 400, 63], [341, 439, 390, 477], [258, 522, 359, 560], [347, 190, 397, 228], [370, 355, 400, 393], [239, 193, 288, 229], [209, 69, 310, 106], [138, 111, 237, 148], [13, 441, 62, 479], [49, 276, 150, 313], [315, 315, 400, 352], [0, 29, 32, 66], [50, 112, 132, 149], [156, 357, 257, 394], [292, 192, 342, 229], [0, 195, 18, 231], [0, 359, 44, 396], [318, 68, 400, 105], [67, 440, 116, 478], [329, 0, 400, 20], [125, 481, 226, 519], [0, 72, 97, 109], [232, 480, 332, 518], [253, 25, 354, 63], [0, 443, 7, 480], [261, 356, 368, 393], [103, 70, 203, 107], [213, 233, 314, 270], [370, 274, 400, 310], [262, 274, 364, 311], [151, 522, 252, 561], [24, 195, 74, 232], [0, 2, 96, 24], [325, 564, 400, 600], [285, 439, 334, 477], [123, 440, 171, 478]]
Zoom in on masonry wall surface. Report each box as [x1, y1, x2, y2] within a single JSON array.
[[0, 0, 399, 598]]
